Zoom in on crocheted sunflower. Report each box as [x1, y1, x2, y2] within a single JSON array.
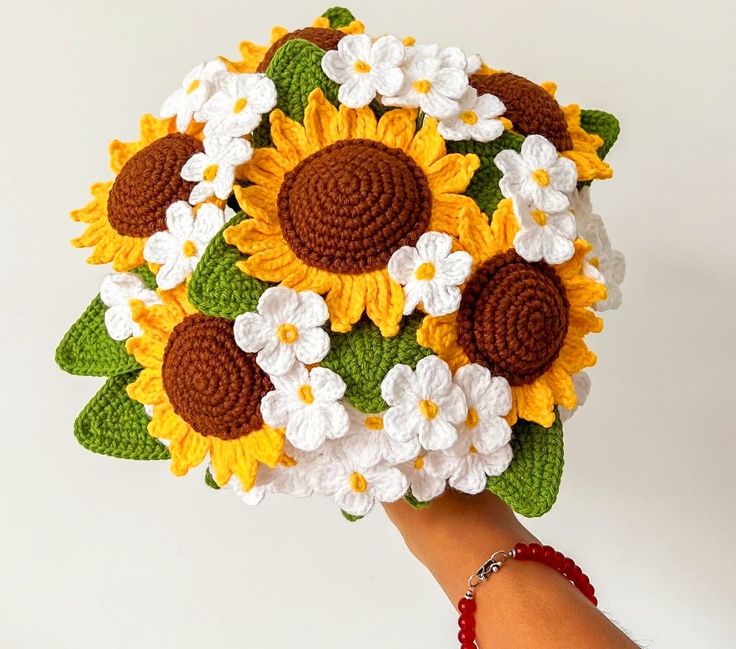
[[57, 6, 624, 520]]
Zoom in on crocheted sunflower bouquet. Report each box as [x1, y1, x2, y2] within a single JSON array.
[[56, 7, 624, 519]]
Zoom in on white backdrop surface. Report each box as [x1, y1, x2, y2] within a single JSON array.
[[1, 0, 735, 647]]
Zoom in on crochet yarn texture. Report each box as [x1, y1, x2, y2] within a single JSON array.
[[57, 6, 624, 520]]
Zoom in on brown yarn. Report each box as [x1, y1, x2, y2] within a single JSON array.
[[162, 314, 272, 440], [456, 250, 569, 385], [470, 73, 572, 151], [278, 139, 432, 274], [257, 27, 345, 73], [108, 134, 203, 238]]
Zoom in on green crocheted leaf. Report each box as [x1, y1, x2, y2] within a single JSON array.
[[446, 131, 525, 216], [187, 211, 270, 319], [405, 491, 431, 510], [205, 467, 221, 490], [487, 415, 564, 517], [56, 265, 156, 377], [56, 296, 141, 377], [341, 510, 363, 522], [74, 372, 169, 460], [266, 39, 340, 122], [322, 315, 432, 413], [580, 109, 620, 160], [321, 6, 357, 28]]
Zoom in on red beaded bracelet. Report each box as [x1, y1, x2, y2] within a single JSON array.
[[456, 542, 598, 648]]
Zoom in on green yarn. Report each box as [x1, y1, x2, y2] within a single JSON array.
[[204, 468, 221, 490], [580, 109, 620, 160], [56, 296, 141, 377], [321, 315, 432, 413], [74, 372, 169, 460], [446, 131, 525, 216], [132, 264, 157, 290], [487, 414, 564, 517], [321, 6, 357, 28], [405, 491, 431, 510], [266, 39, 340, 122], [341, 510, 363, 522], [187, 211, 270, 319]]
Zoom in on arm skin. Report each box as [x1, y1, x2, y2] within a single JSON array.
[[383, 491, 639, 649]]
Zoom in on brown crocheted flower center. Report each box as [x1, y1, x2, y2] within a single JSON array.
[[257, 27, 345, 72], [457, 250, 569, 385], [470, 73, 572, 151], [162, 314, 272, 440], [108, 133, 203, 238], [278, 139, 432, 273]]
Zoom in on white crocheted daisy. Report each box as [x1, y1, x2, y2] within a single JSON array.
[[143, 202, 224, 290], [512, 196, 577, 265], [381, 355, 467, 451], [388, 231, 472, 316], [181, 135, 252, 204], [453, 364, 512, 454], [382, 44, 469, 119], [196, 73, 277, 138], [437, 86, 505, 143], [495, 134, 578, 213], [340, 407, 421, 467], [570, 187, 625, 311], [260, 365, 349, 452], [445, 430, 513, 494], [310, 445, 408, 516], [559, 371, 592, 422], [399, 452, 453, 502], [160, 60, 226, 132], [100, 273, 160, 341], [233, 286, 330, 376], [321, 34, 406, 108]]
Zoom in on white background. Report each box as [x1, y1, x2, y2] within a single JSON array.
[[1, 0, 735, 647]]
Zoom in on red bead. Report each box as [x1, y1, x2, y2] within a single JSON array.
[[552, 551, 565, 569], [458, 613, 475, 631], [561, 558, 576, 575], [458, 597, 476, 614], [529, 542, 543, 559], [460, 644, 476, 649], [581, 582, 595, 598], [590, 595, 598, 606], [458, 628, 476, 644], [542, 545, 555, 563], [568, 565, 583, 582], [514, 542, 529, 560], [575, 574, 590, 589]]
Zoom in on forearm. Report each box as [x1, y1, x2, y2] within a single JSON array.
[[383, 491, 638, 649]]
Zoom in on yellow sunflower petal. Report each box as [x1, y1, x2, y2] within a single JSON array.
[[168, 429, 210, 476], [282, 262, 334, 294], [425, 153, 480, 195], [239, 243, 303, 284], [233, 185, 279, 225], [337, 103, 377, 140], [489, 198, 520, 252], [417, 314, 469, 371], [430, 194, 481, 237], [568, 306, 604, 336], [304, 89, 340, 149], [458, 205, 501, 264], [513, 381, 556, 428], [148, 401, 189, 443], [340, 20, 365, 35], [363, 270, 404, 337], [542, 366, 577, 409], [247, 425, 284, 467], [325, 274, 368, 333], [556, 335, 597, 375], [561, 104, 613, 182], [237, 147, 292, 186], [563, 274, 607, 308], [270, 110, 313, 164], [376, 107, 419, 151], [126, 368, 164, 405], [209, 437, 238, 486], [408, 117, 446, 169]]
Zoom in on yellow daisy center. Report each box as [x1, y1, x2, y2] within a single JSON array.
[[466, 408, 479, 429], [353, 60, 372, 74], [186, 79, 200, 95], [349, 472, 368, 493], [365, 415, 384, 430], [419, 399, 439, 420], [413, 79, 432, 94], [203, 164, 219, 182], [469, 445, 478, 454], [277, 323, 299, 344], [532, 168, 551, 187], [415, 261, 436, 281], [297, 384, 315, 404], [182, 240, 198, 257], [530, 209, 548, 226], [460, 111, 478, 125], [414, 456, 425, 470], [233, 97, 248, 113]]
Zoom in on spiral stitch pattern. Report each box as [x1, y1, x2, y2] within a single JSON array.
[[257, 27, 345, 72], [470, 72, 573, 151], [108, 133, 203, 237], [162, 314, 272, 440], [278, 139, 432, 273], [457, 250, 569, 385]]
